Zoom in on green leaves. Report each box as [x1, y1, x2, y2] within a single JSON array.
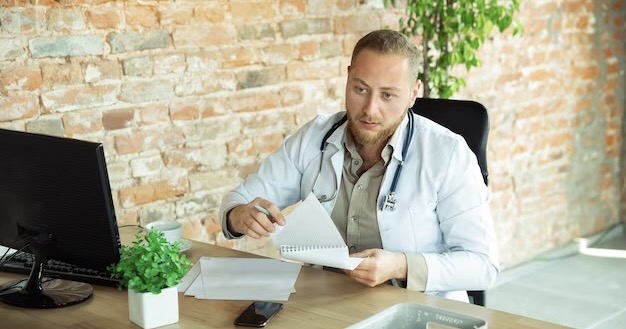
[[387, 0, 523, 98], [108, 229, 193, 294]]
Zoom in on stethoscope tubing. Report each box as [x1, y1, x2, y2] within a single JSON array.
[[312, 111, 414, 210]]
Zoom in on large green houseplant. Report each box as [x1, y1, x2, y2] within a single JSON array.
[[386, 0, 523, 98], [108, 230, 192, 329]]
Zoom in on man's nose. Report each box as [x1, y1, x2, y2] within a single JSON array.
[[362, 94, 379, 115]]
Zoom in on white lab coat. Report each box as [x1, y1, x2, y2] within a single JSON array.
[[220, 111, 500, 301]]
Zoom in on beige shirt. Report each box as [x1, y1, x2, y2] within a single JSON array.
[[330, 129, 428, 292]]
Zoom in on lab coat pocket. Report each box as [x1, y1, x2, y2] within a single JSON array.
[[407, 200, 441, 250]]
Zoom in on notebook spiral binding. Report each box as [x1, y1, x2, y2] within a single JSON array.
[[280, 245, 344, 252]]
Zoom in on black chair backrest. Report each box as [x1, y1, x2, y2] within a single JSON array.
[[411, 97, 490, 306], [411, 98, 489, 186]]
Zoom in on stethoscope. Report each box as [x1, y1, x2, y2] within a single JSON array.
[[311, 111, 415, 211]]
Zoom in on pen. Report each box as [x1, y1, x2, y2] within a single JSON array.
[[254, 205, 284, 236], [254, 205, 271, 217]]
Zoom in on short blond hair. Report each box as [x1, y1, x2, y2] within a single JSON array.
[[351, 29, 420, 83]]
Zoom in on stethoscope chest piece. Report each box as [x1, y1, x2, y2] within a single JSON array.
[[382, 192, 397, 211]]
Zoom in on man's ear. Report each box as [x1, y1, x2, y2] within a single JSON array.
[[408, 79, 423, 108], [415, 79, 423, 98]]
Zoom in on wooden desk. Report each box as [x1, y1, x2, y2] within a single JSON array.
[[1, 238, 567, 329]]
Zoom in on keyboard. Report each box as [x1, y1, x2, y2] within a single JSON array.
[[0, 252, 121, 287]]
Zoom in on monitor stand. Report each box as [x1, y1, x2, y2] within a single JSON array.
[[0, 244, 93, 308]]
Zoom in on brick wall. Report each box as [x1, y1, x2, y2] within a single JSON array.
[[456, 0, 626, 266], [0, 0, 624, 268]]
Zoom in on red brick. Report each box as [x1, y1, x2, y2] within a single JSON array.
[[175, 75, 224, 97], [193, 3, 227, 23], [46, 8, 86, 32], [496, 72, 523, 86], [1, 8, 41, 34], [0, 95, 39, 122], [143, 126, 186, 151], [116, 210, 139, 226], [279, 86, 303, 106], [562, 0, 592, 13], [103, 108, 135, 130], [41, 63, 83, 88], [113, 126, 185, 155], [118, 176, 189, 208], [154, 54, 185, 75], [333, 13, 380, 34], [173, 24, 236, 48], [83, 60, 121, 83], [62, 110, 104, 136], [230, 0, 276, 22], [120, 79, 174, 103], [41, 84, 118, 113], [230, 90, 281, 113], [163, 150, 197, 170], [297, 41, 319, 60], [114, 131, 145, 155], [280, 0, 306, 16], [527, 68, 554, 82], [576, 15, 590, 29], [85, 7, 121, 29], [0, 66, 42, 92], [336, 0, 359, 10], [170, 99, 201, 121], [227, 138, 258, 158], [137, 104, 169, 125], [158, 6, 194, 26], [308, 0, 332, 15], [125, 5, 159, 29], [256, 132, 283, 153], [200, 97, 230, 118], [262, 44, 294, 65], [287, 59, 340, 80], [221, 47, 258, 68]]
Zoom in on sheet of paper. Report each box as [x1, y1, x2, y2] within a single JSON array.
[[271, 193, 365, 270], [279, 246, 363, 270], [177, 259, 202, 292], [272, 193, 345, 247], [181, 257, 300, 301]]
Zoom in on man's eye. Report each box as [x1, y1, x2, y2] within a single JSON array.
[[355, 86, 367, 94], [382, 92, 393, 99]]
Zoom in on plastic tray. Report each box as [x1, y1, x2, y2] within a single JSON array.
[[346, 303, 487, 329]]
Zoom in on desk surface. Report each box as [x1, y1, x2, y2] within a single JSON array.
[[1, 234, 567, 329]]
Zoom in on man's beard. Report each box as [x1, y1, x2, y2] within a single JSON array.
[[347, 111, 406, 145]]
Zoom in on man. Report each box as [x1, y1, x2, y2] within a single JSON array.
[[219, 29, 499, 302]]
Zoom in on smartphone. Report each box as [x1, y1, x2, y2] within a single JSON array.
[[234, 301, 283, 327]]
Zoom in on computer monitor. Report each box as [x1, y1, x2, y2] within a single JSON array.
[[0, 128, 121, 308]]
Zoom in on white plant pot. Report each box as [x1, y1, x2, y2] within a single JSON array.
[[128, 286, 179, 329]]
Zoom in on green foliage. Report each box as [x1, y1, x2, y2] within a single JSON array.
[[385, 0, 523, 98], [108, 230, 192, 294]]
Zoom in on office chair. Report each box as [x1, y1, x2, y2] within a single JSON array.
[[411, 97, 489, 306]]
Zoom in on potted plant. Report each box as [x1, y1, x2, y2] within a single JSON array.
[[108, 230, 193, 329], [385, 0, 523, 98]]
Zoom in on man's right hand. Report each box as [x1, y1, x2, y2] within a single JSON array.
[[226, 197, 286, 239]]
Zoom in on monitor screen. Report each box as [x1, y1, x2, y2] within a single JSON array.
[[0, 128, 121, 308]]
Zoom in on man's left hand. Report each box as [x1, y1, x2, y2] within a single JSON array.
[[344, 249, 407, 287]]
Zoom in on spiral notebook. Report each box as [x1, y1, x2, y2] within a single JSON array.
[[270, 193, 364, 270]]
